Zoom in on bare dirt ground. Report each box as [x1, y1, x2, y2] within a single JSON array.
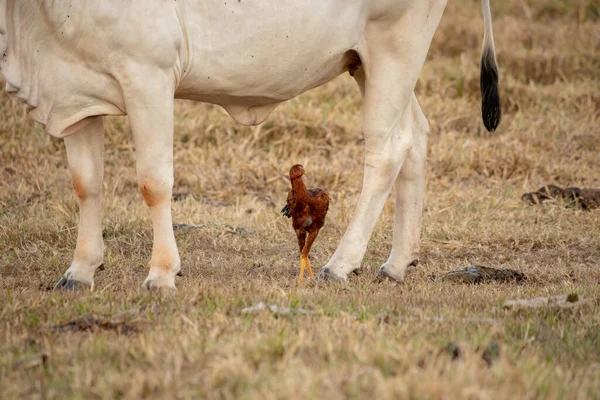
[[1, 1, 599, 398]]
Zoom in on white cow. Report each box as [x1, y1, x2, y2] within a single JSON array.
[[0, 0, 500, 290]]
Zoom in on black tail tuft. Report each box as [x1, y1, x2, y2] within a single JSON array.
[[480, 48, 501, 132], [281, 204, 291, 218]]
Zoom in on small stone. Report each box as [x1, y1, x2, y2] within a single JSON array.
[[443, 342, 462, 360], [375, 313, 390, 324], [482, 343, 500, 367]]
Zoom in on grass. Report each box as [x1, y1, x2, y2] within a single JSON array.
[[1, 0, 599, 398]]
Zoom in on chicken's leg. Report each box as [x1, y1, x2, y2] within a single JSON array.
[[296, 230, 307, 285], [304, 257, 314, 279], [301, 229, 320, 281], [298, 257, 306, 285]]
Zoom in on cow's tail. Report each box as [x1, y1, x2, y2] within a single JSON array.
[[480, 0, 501, 132]]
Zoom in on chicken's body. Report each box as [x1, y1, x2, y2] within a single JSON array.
[[281, 165, 330, 284]]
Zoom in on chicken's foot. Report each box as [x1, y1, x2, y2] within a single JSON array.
[[298, 256, 315, 285], [298, 257, 306, 285]]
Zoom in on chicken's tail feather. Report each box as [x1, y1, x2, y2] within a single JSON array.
[[281, 204, 292, 218]]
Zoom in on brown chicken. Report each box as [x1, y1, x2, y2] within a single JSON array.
[[281, 164, 330, 284]]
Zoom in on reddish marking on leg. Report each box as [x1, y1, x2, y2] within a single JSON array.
[[72, 173, 87, 201], [150, 244, 179, 271], [138, 177, 167, 207]]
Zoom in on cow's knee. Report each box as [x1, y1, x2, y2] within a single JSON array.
[[71, 172, 101, 202], [138, 174, 173, 208]]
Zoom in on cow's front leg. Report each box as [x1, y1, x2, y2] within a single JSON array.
[[125, 71, 180, 290], [54, 117, 105, 291], [378, 94, 428, 281]]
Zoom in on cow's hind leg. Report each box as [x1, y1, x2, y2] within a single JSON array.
[[378, 94, 428, 281], [319, 0, 445, 281], [54, 117, 105, 291], [124, 69, 180, 290]]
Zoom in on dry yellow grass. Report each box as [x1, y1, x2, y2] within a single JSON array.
[[1, 0, 600, 398]]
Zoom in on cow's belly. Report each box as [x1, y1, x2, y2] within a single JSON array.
[[175, 0, 369, 125]]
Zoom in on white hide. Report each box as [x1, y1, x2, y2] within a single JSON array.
[[0, 0, 499, 289]]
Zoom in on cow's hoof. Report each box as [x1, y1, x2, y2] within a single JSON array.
[[377, 267, 403, 282], [316, 267, 348, 282], [142, 279, 177, 292], [377, 259, 418, 282], [53, 276, 92, 292]]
